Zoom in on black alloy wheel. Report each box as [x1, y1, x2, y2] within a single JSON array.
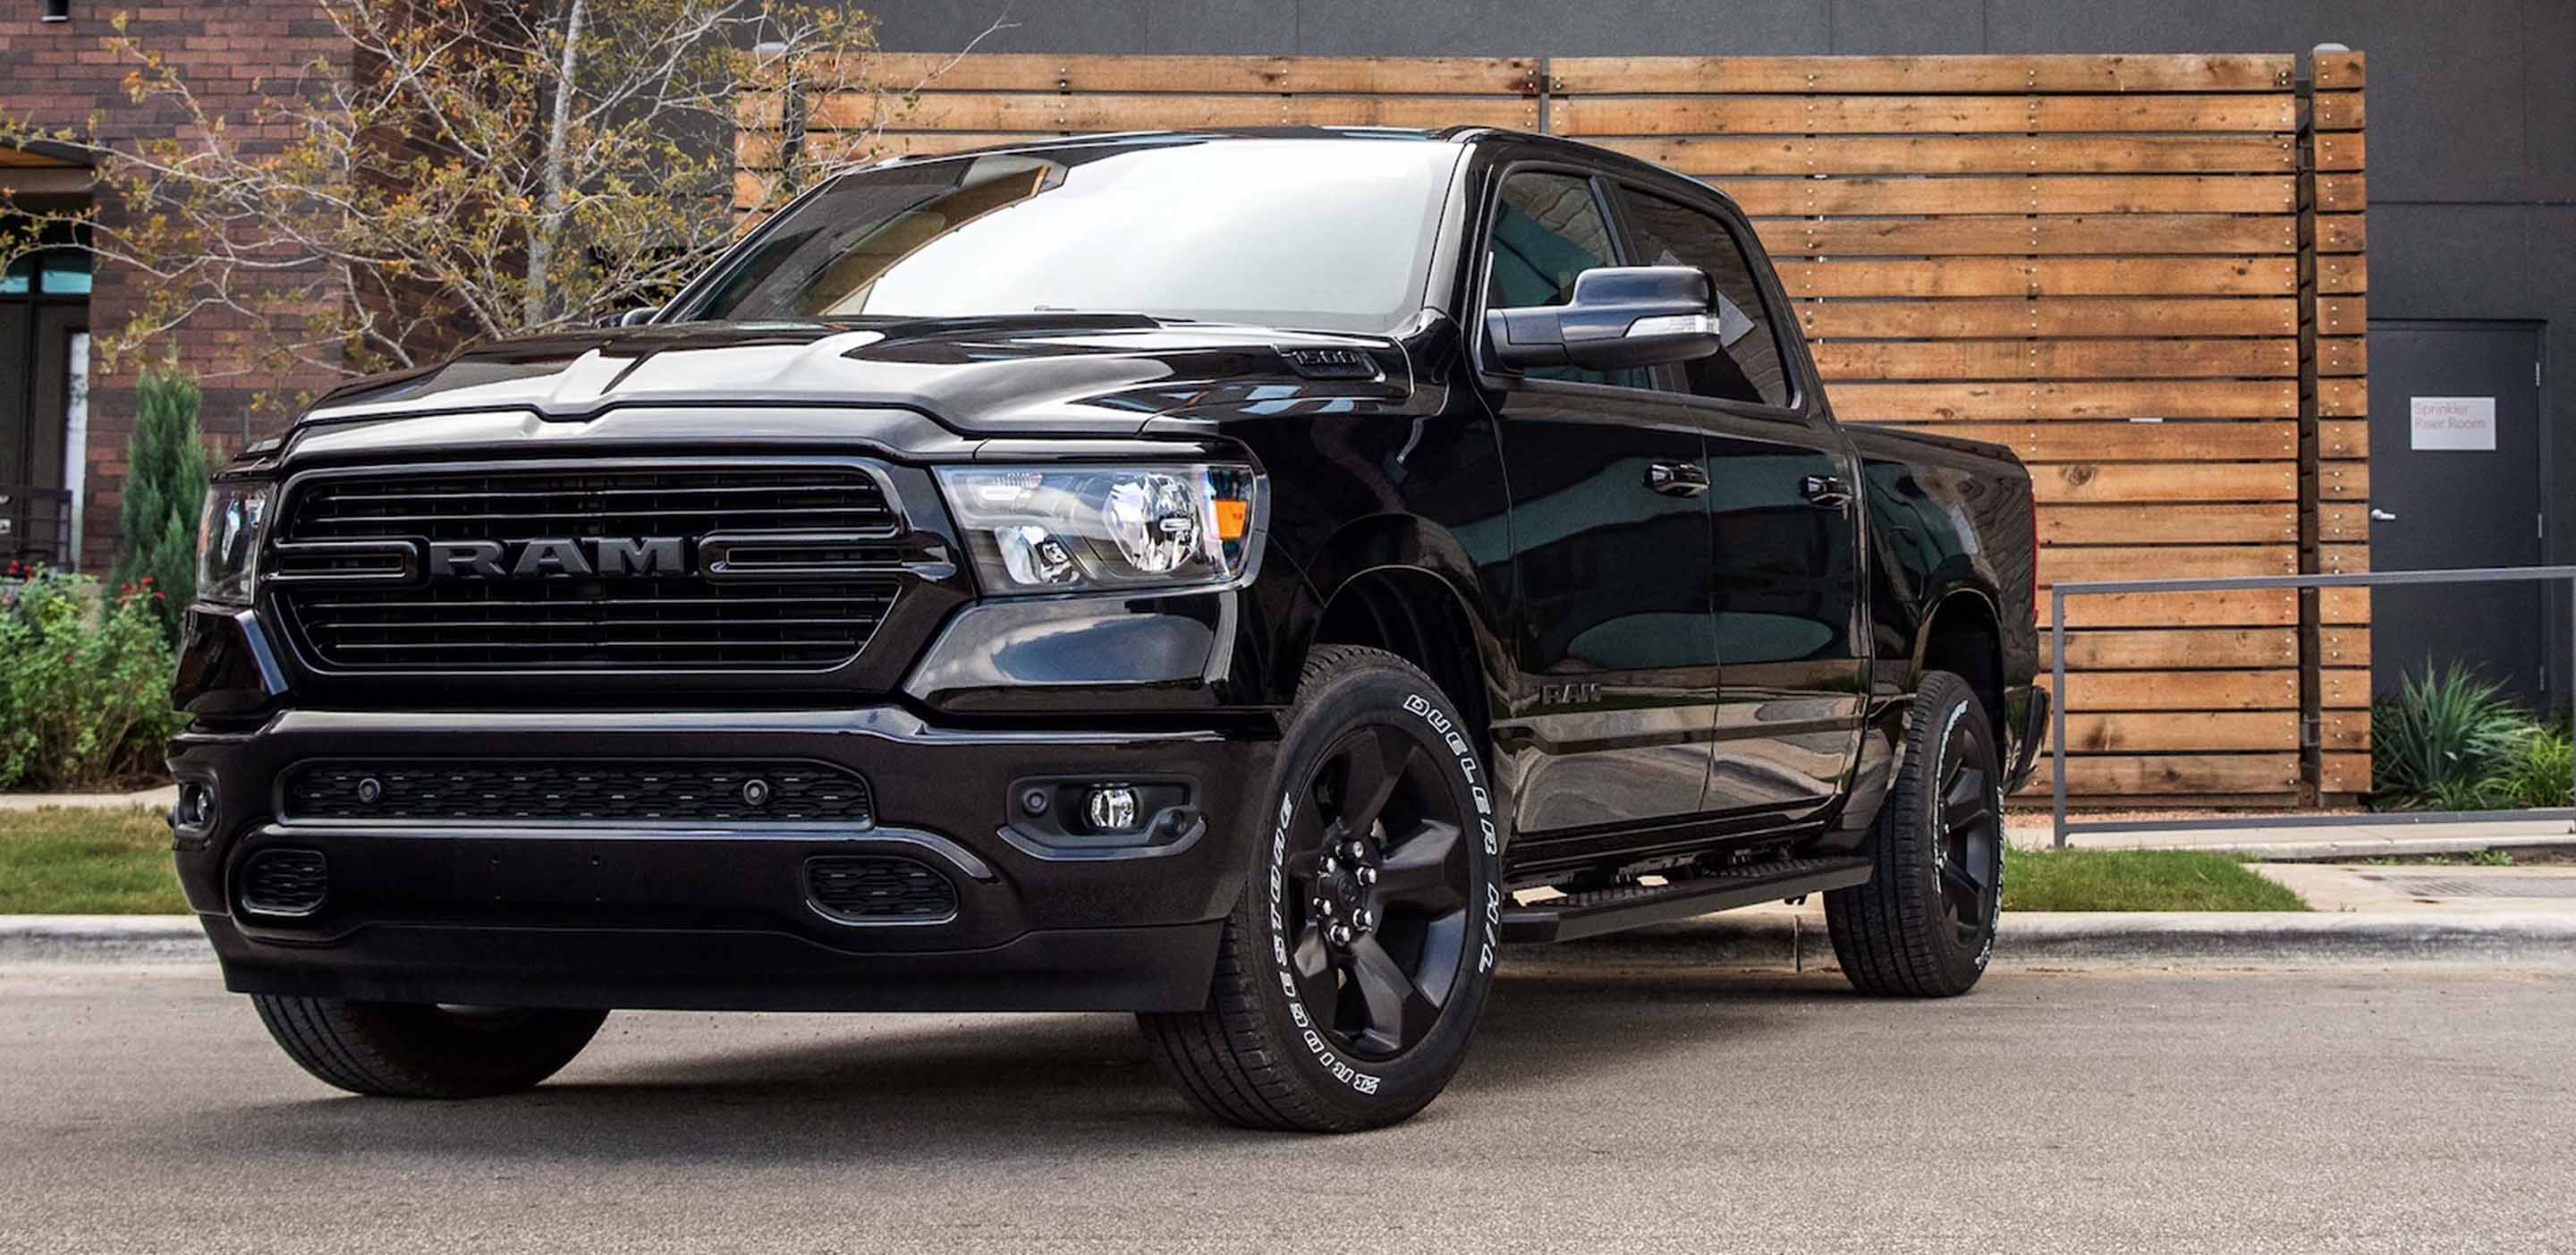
[[1929, 711, 2003, 951], [1279, 724, 1475, 1059]]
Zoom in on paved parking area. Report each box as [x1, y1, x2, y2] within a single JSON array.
[[3, 952, 2569, 1253]]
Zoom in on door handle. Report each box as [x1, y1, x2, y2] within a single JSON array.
[[2369, 507, 2399, 522], [1647, 461, 1708, 497], [1800, 474, 1853, 509]]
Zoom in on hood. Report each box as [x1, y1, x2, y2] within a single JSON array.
[[289, 315, 1415, 450]]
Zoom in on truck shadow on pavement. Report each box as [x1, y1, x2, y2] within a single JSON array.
[[188, 960, 1850, 1158]]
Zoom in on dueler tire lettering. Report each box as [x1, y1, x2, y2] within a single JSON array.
[[1138, 645, 1504, 1132]]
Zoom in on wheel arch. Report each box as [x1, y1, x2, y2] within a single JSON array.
[[1913, 584, 2008, 742], [1283, 514, 1511, 752]]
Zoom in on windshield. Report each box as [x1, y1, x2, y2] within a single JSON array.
[[680, 138, 1460, 334]]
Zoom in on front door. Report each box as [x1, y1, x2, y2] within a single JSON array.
[[2366, 322, 2550, 706], [1604, 179, 1868, 811], [1480, 168, 1720, 836]]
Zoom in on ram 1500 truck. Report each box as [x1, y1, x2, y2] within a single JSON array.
[[170, 128, 2047, 1132]]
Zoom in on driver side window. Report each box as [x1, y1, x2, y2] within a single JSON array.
[[1485, 171, 1652, 389]]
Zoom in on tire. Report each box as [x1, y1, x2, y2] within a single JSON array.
[[250, 995, 608, 1098], [1825, 669, 2005, 997], [1139, 645, 1504, 1132]]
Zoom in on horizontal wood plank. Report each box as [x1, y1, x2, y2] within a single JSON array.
[[2312, 50, 2367, 90], [1754, 215, 2299, 257], [2060, 670, 2300, 710], [1724, 174, 2294, 216], [2045, 628, 2299, 669], [1813, 338, 2300, 381], [1835, 382, 2297, 422], [2026, 753, 2303, 794], [808, 90, 1537, 131], [1898, 420, 2298, 463], [2323, 668, 2372, 708], [1778, 257, 2296, 299], [2321, 751, 2372, 794], [1555, 94, 2298, 136], [2039, 545, 2299, 585], [844, 52, 1540, 95], [2040, 589, 2301, 628], [2032, 462, 2298, 503], [1797, 297, 2295, 339], [2041, 504, 2298, 545], [1548, 53, 2295, 94], [1595, 133, 2299, 176], [2061, 711, 2299, 752]]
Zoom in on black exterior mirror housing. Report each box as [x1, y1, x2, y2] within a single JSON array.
[[614, 305, 661, 327], [1485, 266, 1725, 371]]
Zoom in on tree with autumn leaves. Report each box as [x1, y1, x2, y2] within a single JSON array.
[[1, 1, 990, 397]]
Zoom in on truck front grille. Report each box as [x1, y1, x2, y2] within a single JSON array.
[[270, 463, 905, 672], [283, 760, 875, 825]]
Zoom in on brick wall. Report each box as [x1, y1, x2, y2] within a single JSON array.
[[0, 2, 349, 573]]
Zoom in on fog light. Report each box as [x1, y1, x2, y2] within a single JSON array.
[[172, 782, 216, 831], [1086, 785, 1140, 832]]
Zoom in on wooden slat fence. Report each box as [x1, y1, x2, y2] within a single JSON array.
[[735, 51, 2373, 805]]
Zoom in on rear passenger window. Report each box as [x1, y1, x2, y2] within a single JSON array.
[[1612, 187, 1794, 408], [1485, 172, 1651, 390]]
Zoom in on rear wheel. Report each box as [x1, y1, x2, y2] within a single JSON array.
[[1826, 670, 2004, 997], [1140, 645, 1504, 1132], [251, 996, 607, 1098]]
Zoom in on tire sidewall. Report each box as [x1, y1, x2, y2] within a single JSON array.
[[1912, 680, 2004, 982], [1241, 656, 1503, 1122]]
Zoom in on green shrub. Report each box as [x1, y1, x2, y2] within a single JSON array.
[[109, 363, 208, 642], [0, 567, 184, 792], [2371, 661, 2572, 811], [2479, 722, 2573, 810]]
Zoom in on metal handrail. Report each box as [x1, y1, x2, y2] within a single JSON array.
[[2049, 565, 2576, 847]]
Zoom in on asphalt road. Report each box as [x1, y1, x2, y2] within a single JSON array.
[[2, 951, 2570, 1254]]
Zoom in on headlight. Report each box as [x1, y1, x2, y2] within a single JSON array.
[[936, 464, 1260, 594], [196, 480, 272, 606]]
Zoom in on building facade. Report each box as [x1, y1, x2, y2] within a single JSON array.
[[0, 1, 344, 574]]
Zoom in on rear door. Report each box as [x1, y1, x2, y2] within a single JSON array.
[[1604, 181, 1868, 813], [1478, 166, 1724, 836]]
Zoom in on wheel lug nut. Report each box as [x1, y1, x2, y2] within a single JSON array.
[[1318, 899, 1335, 916], [1357, 866, 1377, 886], [1343, 840, 1367, 861], [1330, 924, 1353, 945], [1322, 856, 1339, 875]]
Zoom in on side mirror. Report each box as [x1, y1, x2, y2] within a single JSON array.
[[612, 305, 660, 327], [1485, 266, 1724, 372]]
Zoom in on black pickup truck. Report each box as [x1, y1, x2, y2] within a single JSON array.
[[170, 128, 2046, 1132]]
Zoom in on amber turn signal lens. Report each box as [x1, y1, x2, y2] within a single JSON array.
[[1212, 498, 1250, 540]]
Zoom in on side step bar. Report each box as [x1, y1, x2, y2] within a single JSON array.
[[1501, 856, 1874, 945]]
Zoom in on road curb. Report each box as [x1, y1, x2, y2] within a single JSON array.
[[0, 916, 211, 963], [9, 911, 2576, 970]]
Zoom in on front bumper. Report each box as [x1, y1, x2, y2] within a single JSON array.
[[170, 706, 1274, 1013]]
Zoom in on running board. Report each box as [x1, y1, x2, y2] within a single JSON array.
[[1501, 856, 1873, 945]]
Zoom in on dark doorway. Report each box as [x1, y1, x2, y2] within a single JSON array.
[[2365, 321, 2551, 708], [2, 222, 91, 568]]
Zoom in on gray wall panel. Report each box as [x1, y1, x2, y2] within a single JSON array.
[[1827, 0, 1985, 53]]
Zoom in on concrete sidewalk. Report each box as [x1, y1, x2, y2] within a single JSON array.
[[0, 785, 174, 813], [2006, 814, 2576, 860]]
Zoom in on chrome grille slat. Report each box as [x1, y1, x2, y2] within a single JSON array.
[[274, 464, 905, 673]]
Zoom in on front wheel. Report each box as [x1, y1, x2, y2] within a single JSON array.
[[1140, 645, 1504, 1132], [1825, 669, 2005, 997], [251, 996, 607, 1098]]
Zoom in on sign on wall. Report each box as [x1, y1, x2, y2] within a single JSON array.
[[2410, 396, 2497, 451]]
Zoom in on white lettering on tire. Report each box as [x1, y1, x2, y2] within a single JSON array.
[[1268, 691, 1494, 1096]]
